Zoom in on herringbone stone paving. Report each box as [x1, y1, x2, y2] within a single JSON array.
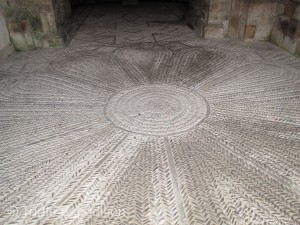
[[0, 3, 300, 225]]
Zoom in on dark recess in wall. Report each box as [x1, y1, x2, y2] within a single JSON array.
[[70, 0, 179, 6]]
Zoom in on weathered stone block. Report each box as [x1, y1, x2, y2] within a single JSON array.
[[284, 2, 298, 19], [228, 0, 242, 37], [246, 2, 277, 40], [37, 0, 53, 5], [205, 24, 224, 38], [7, 20, 35, 50], [228, 14, 240, 37], [208, 0, 231, 34], [41, 35, 63, 48], [0, 9, 14, 58], [282, 35, 297, 53], [245, 24, 256, 39], [294, 5, 300, 21], [248, 2, 277, 18], [40, 12, 57, 33], [38, 4, 53, 13]]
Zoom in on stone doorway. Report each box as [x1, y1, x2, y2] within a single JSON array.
[[68, 0, 191, 45]]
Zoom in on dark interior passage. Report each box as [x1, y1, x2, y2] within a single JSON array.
[[69, 0, 192, 46], [70, 0, 188, 6], [2, 0, 300, 54]]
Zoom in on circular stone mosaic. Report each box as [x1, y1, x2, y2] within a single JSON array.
[[105, 84, 210, 136]]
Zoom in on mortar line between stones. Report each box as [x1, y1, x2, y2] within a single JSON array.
[[164, 137, 187, 224]]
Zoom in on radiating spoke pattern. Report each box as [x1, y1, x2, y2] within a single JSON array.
[[1, 3, 300, 224]]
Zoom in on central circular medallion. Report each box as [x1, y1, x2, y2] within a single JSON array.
[[105, 84, 210, 136]]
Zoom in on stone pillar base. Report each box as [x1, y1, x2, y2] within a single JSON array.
[[204, 24, 224, 38], [0, 43, 14, 60]]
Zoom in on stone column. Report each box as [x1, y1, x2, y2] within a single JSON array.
[[271, 0, 300, 55], [0, 7, 13, 58], [0, 0, 72, 51], [204, 0, 231, 38]]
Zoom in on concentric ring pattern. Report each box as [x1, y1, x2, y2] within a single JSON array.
[[105, 84, 209, 136], [0, 27, 300, 225]]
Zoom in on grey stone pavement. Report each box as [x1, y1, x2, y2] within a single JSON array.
[[0, 3, 300, 225]]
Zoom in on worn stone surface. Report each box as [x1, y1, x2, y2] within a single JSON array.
[[0, 3, 300, 224]]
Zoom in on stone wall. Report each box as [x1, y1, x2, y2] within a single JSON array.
[[188, 0, 300, 54], [0, 0, 72, 51], [245, 1, 277, 40], [186, 0, 210, 37], [271, 0, 300, 55], [188, 0, 278, 39], [205, 0, 231, 38], [227, 0, 277, 40], [0, 7, 13, 59], [1, 0, 300, 56], [53, 0, 73, 44], [186, 0, 232, 38]]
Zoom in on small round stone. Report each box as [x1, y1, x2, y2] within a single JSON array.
[[105, 84, 210, 136]]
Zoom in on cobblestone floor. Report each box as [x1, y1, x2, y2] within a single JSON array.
[[0, 3, 300, 225]]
